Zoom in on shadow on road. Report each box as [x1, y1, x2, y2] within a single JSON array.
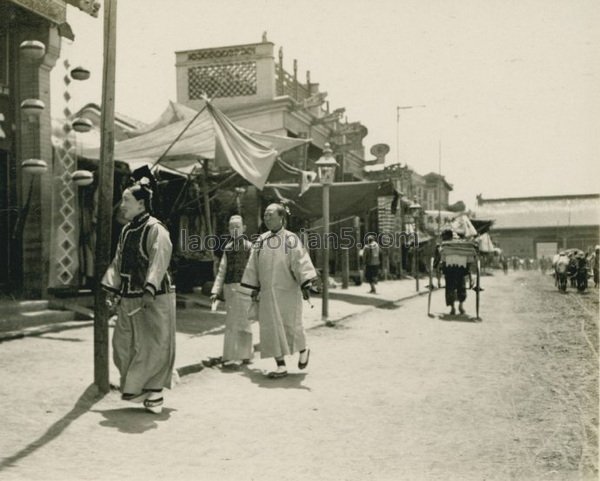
[[239, 367, 311, 391], [376, 301, 404, 310], [37, 335, 86, 342], [318, 291, 385, 307], [0, 384, 103, 472], [176, 311, 226, 336], [94, 407, 175, 434], [437, 313, 481, 323]]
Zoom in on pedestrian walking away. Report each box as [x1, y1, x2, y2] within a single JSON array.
[[434, 228, 473, 316], [207, 215, 254, 369], [102, 177, 176, 414], [593, 245, 600, 288], [363, 235, 381, 294], [240, 203, 318, 379]]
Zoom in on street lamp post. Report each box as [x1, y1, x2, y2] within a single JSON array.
[[409, 198, 422, 292], [315, 143, 339, 326]]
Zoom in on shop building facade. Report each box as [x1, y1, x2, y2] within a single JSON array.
[[474, 194, 600, 259], [174, 39, 369, 183], [0, 0, 98, 297]]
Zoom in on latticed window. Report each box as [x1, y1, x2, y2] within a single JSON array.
[[188, 62, 257, 99]]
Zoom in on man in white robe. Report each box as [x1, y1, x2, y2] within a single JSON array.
[[241, 203, 318, 378]]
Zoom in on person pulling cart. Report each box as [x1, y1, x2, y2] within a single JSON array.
[[430, 228, 481, 320]]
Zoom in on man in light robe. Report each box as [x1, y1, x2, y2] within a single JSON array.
[[208, 215, 254, 368], [241, 203, 318, 378], [102, 180, 176, 414], [363, 235, 381, 294]]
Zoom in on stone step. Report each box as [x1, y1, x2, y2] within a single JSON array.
[[0, 300, 49, 316], [0, 309, 77, 332]]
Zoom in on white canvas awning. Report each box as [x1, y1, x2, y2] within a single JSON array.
[[80, 100, 308, 189]]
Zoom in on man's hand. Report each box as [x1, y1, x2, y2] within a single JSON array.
[[210, 294, 218, 303], [142, 291, 154, 309], [105, 293, 120, 311], [301, 285, 311, 301], [251, 290, 259, 302]]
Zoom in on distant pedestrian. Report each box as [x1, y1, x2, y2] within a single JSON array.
[[207, 215, 254, 369], [241, 203, 318, 379], [363, 235, 381, 294], [501, 255, 508, 274], [593, 245, 600, 288], [102, 178, 176, 414]]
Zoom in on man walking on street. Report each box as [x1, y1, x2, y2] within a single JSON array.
[[102, 178, 176, 414], [434, 229, 471, 316], [208, 215, 254, 369], [363, 235, 381, 294], [241, 203, 318, 379]]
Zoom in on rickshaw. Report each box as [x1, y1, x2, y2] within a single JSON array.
[[427, 239, 482, 320]]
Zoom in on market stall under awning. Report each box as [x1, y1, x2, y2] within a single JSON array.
[[261, 181, 395, 220], [80, 100, 308, 189]]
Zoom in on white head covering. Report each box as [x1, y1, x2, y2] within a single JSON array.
[[451, 214, 478, 238]]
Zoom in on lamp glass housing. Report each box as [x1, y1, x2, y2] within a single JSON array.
[[408, 201, 422, 218], [315, 144, 339, 186], [317, 164, 337, 185]]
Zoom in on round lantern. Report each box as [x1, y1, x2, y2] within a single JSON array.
[[20, 40, 46, 60], [72, 117, 93, 133], [72, 170, 94, 187], [70, 66, 91, 81], [20, 99, 45, 118], [21, 159, 48, 175]]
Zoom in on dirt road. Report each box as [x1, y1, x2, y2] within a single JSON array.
[[0, 271, 597, 480]]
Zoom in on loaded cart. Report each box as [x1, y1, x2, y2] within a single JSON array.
[[428, 239, 482, 320]]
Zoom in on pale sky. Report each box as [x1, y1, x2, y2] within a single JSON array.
[[52, 0, 600, 208]]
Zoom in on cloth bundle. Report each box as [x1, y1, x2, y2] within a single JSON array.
[[441, 240, 478, 267]]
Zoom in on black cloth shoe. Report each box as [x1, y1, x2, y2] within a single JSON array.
[[221, 361, 240, 370], [202, 356, 222, 368], [144, 397, 164, 414], [267, 366, 288, 379], [298, 349, 310, 370], [122, 392, 149, 403]]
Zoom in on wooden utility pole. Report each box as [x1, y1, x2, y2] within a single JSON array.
[[201, 159, 214, 238], [322, 184, 330, 323], [93, 0, 118, 394], [437, 139, 442, 236]]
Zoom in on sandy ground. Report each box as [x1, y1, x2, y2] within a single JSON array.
[[0, 271, 597, 481]]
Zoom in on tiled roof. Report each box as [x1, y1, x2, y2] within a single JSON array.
[[474, 195, 600, 229]]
